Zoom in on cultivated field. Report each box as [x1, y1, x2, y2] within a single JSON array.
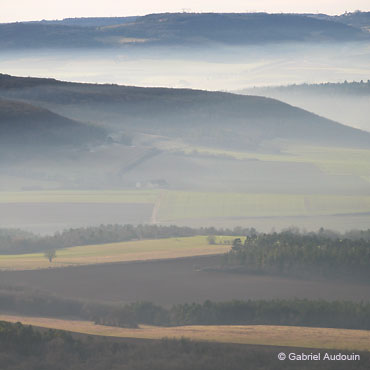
[[1, 190, 370, 231], [169, 142, 370, 178], [0, 236, 230, 270], [1, 314, 369, 352], [1, 256, 368, 305], [1, 143, 369, 233], [157, 191, 370, 221]]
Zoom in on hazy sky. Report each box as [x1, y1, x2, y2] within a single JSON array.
[[1, 0, 369, 23]]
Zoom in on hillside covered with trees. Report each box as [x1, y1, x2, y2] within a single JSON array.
[[223, 231, 370, 280]]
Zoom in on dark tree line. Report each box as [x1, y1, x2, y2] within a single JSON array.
[[98, 299, 370, 331], [224, 231, 370, 280], [1, 286, 370, 331], [2, 321, 368, 370]]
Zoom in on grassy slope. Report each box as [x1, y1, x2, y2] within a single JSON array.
[[0, 314, 369, 351], [0, 236, 229, 270]]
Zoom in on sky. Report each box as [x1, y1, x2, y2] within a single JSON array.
[[0, 0, 369, 23]]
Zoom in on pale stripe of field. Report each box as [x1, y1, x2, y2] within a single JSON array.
[[0, 236, 230, 271], [0, 190, 158, 203], [1, 314, 369, 352]]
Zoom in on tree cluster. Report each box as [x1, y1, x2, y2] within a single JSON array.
[[2, 286, 369, 331], [224, 231, 370, 279]]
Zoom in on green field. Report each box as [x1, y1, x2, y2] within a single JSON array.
[[1, 189, 370, 225], [171, 142, 370, 177], [157, 192, 370, 221], [1, 314, 369, 352], [0, 236, 230, 270]]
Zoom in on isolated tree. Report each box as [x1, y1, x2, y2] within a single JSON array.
[[44, 249, 56, 263]]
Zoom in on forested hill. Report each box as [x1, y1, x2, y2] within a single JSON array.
[[0, 98, 106, 148], [1, 74, 370, 149], [0, 12, 368, 49]]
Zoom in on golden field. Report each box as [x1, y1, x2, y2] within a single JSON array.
[[0, 236, 229, 270], [0, 314, 369, 352]]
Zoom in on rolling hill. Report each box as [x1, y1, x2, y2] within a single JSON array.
[[0, 73, 369, 149], [0, 12, 368, 49]]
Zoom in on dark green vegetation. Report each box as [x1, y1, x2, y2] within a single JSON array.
[[1, 285, 370, 331], [224, 231, 370, 280], [1, 12, 369, 49], [2, 321, 368, 370], [97, 300, 370, 330]]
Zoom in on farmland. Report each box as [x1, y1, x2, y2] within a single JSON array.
[[1, 190, 370, 234], [1, 314, 369, 352], [0, 236, 229, 270], [1, 255, 368, 305], [1, 141, 370, 233], [163, 142, 370, 178]]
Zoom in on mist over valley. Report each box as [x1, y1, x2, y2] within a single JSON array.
[[1, 10, 370, 369]]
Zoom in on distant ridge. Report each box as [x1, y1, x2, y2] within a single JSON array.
[[0, 12, 368, 49]]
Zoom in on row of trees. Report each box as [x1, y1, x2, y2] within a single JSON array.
[[1, 286, 369, 331], [97, 299, 370, 330], [224, 231, 370, 279]]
